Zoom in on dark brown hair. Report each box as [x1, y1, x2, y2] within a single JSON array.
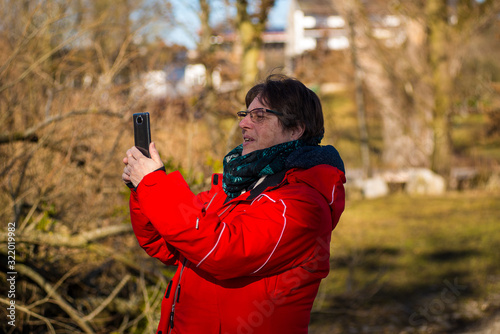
[[245, 74, 324, 143]]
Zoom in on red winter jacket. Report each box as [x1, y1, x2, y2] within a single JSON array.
[[130, 164, 346, 334]]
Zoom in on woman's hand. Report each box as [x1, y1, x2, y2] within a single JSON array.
[[122, 142, 164, 187]]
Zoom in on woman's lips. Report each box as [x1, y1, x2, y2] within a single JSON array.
[[243, 136, 255, 146]]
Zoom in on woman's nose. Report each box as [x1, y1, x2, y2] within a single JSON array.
[[239, 114, 252, 129]]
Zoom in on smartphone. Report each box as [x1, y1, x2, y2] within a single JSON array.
[[133, 112, 151, 158]]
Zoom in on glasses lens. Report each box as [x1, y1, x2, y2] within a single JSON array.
[[238, 108, 273, 123], [237, 111, 247, 121], [252, 109, 266, 122]]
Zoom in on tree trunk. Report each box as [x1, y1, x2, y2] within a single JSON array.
[[347, 8, 372, 177], [349, 2, 434, 169], [427, 0, 453, 178], [199, 0, 215, 91], [235, 0, 275, 94]]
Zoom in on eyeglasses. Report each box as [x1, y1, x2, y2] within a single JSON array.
[[237, 108, 283, 123]]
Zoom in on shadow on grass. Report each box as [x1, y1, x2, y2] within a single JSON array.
[[310, 246, 484, 333], [330, 246, 401, 269], [421, 248, 482, 262]]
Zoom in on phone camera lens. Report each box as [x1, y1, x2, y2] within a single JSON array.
[[136, 116, 143, 124]]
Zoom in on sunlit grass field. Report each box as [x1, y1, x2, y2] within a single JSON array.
[[310, 190, 500, 333]]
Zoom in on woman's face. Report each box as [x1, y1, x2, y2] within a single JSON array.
[[239, 97, 300, 156]]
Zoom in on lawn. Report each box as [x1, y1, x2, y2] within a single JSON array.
[[309, 190, 500, 334]]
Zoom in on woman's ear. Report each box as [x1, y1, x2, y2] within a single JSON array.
[[290, 123, 305, 141]]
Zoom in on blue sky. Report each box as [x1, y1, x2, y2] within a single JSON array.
[[268, 0, 290, 28], [164, 0, 289, 49]]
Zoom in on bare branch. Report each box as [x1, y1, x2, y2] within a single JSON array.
[[0, 109, 124, 145], [88, 244, 161, 277], [0, 298, 56, 333], [16, 264, 95, 334], [0, 3, 49, 77], [0, 224, 132, 247], [139, 270, 156, 332], [0, 27, 88, 94], [27, 264, 84, 309], [83, 274, 131, 322]]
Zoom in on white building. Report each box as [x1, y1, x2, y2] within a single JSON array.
[[286, 0, 404, 58], [286, 0, 348, 57]]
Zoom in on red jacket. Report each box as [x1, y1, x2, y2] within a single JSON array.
[[130, 164, 346, 334]]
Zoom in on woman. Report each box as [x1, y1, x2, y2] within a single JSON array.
[[122, 74, 346, 334]]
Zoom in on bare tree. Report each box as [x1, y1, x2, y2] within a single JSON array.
[[334, 0, 434, 170], [425, 0, 500, 175], [0, 0, 177, 332], [234, 0, 276, 92], [334, 0, 500, 177], [345, 1, 372, 178]]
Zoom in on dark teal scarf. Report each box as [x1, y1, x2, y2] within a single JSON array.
[[222, 138, 320, 199]]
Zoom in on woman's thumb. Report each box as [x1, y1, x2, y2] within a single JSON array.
[[150, 142, 161, 163]]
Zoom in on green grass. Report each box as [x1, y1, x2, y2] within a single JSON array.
[[310, 190, 500, 333]]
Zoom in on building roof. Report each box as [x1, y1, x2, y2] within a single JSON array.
[[296, 0, 337, 16]]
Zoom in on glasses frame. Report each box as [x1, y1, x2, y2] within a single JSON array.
[[237, 108, 283, 123]]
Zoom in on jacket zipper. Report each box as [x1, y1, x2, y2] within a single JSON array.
[[196, 192, 219, 229], [168, 257, 187, 334], [168, 191, 235, 332]]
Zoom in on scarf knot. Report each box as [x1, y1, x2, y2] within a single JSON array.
[[222, 137, 323, 199]]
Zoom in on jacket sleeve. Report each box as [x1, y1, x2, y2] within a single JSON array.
[[130, 187, 179, 266], [135, 169, 344, 280]]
